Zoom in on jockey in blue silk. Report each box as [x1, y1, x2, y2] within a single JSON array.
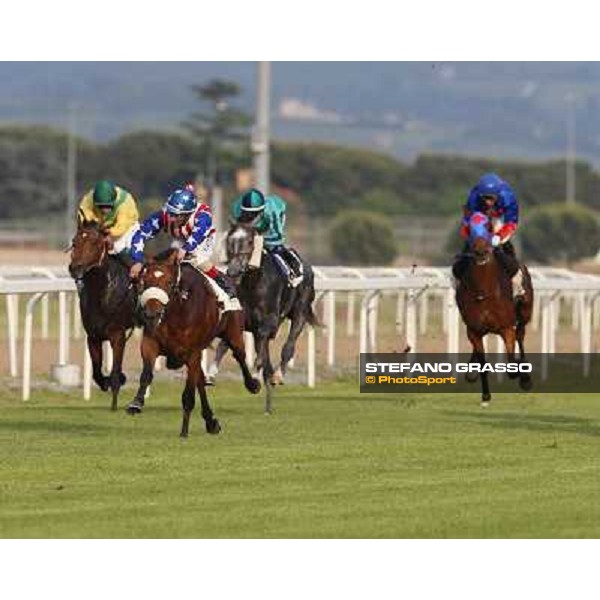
[[231, 188, 304, 287], [129, 186, 240, 312], [456, 172, 525, 296]]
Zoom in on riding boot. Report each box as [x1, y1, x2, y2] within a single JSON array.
[[272, 246, 303, 288], [213, 273, 237, 298], [512, 269, 526, 297], [212, 273, 242, 312], [495, 241, 524, 297], [281, 247, 304, 287], [452, 244, 471, 282]]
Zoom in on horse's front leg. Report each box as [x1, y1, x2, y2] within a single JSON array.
[[205, 339, 229, 386], [180, 359, 197, 438], [500, 326, 519, 380], [87, 336, 110, 392], [108, 329, 126, 411], [127, 336, 159, 415], [255, 327, 276, 414], [279, 308, 309, 381], [194, 357, 221, 435], [221, 313, 261, 394], [467, 328, 491, 406]]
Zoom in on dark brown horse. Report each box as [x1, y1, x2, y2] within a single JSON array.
[[68, 214, 137, 410], [454, 217, 533, 405], [126, 249, 260, 437]]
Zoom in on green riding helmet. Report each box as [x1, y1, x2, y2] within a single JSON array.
[[240, 188, 266, 215], [93, 180, 118, 207]]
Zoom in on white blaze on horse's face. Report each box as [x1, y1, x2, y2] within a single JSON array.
[[230, 228, 249, 242], [140, 268, 174, 309]]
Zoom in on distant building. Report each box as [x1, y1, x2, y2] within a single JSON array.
[[278, 98, 344, 124]]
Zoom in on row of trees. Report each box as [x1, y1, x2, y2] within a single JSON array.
[[4, 124, 600, 217], [2, 95, 600, 265]]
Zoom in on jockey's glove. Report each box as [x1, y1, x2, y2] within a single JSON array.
[[491, 235, 501, 247]]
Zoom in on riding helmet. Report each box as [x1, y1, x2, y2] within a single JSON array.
[[165, 189, 198, 215], [93, 180, 117, 207], [477, 173, 503, 198], [240, 188, 266, 213]]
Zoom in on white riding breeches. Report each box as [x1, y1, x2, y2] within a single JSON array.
[[172, 233, 216, 271], [249, 234, 264, 268], [111, 223, 140, 254]]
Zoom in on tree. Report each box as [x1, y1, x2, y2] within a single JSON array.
[[521, 203, 600, 264], [183, 79, 251, 185], [330, 210, 398, 265]]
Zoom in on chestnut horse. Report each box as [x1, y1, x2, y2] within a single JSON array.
[[68, 215, 137, 410], [126, 250, 261, 437], [454, 213, 533, 405]]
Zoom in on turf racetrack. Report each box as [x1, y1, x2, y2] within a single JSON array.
[[1, 380, 599, 537]]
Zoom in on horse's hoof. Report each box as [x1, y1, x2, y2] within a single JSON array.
[[247, 378, 261, 395], [519, 376, 533, 391], [465, 372, 478, 384], [110, 404, 118, 412], [270, 370, 284, 385], [206, 419, 221, 435], [205, 376, 216, 387], [96, 377, 110, 392], [126, 402, 143, 415], [179, 432, 188, 439]]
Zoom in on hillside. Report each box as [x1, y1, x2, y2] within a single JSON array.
[[1, 62, 599, 163]]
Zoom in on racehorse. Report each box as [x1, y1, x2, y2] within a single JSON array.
[[209, 221, 317, 413], [68, 212, 137, 410], [126, 249, 261, 437], [454, 213, 533, 405]]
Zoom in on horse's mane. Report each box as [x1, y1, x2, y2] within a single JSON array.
[[78, 219, 104, 233], [152, 248, 178, 263]]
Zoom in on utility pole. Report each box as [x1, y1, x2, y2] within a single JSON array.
[[66, 104, 77, 244], [252, 61, 271, 193], [566, 93, 576, 205]]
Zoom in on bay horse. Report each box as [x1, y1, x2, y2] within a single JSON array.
[[68, 213, 138, 410], [126, 249, 261, 437], [207, 221, 317, 413], [453, 212, 533, 405]]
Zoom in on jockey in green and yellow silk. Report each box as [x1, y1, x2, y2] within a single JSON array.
[[78, 180, 140, 257]]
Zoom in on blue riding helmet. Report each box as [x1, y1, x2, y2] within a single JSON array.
[[477, 173, 503, 199], [165, 189, 197, 215]]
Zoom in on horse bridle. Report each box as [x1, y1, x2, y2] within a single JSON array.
[[139, 260, 183, 325], [227, 226, 255, 277], [71, 233, 110, 289]]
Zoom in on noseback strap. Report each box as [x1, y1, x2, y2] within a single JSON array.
[[140, 286, 170, 308]]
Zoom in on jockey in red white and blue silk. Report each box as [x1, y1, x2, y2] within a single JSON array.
[[129, 186, 240, 311], [130, 187, 215, 264], [460, 172, 519, 248]]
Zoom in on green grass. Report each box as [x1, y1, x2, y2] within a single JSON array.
[[1, 379, 600, 538]]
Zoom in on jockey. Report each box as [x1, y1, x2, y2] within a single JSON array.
[[78, 180, 140, 259], [459, 172, 525, 296], [231, 188, 304, 287], [129, 186, 240, 312]]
